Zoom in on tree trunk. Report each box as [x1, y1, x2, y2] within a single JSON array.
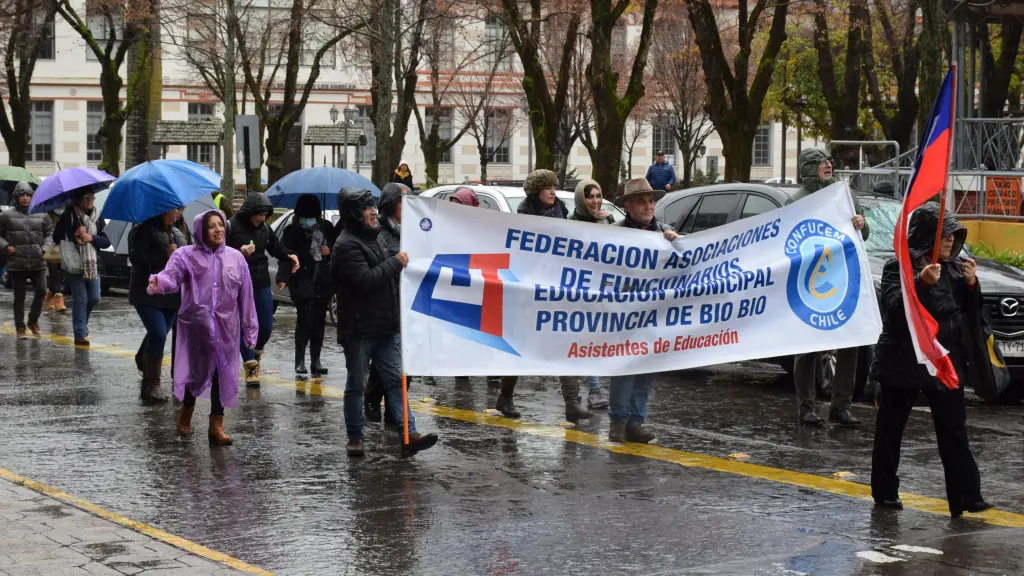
[[222, 0, 237, 201], [721, 125, 755, 183], [479, 147, 489, 184], [370, 0, 397, 188], [422, 131, 440, 184], [918, 0, 947, 138], [591, 121, 625, 198], [980, 21, 1023, 118], [99, 65, 125, 176], [3, 107, 30, 167], [265, 124, 288, 185], [681, 146, 692, 188]]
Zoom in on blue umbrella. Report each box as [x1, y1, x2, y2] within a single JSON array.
[[29, 167, 115, 214], [265, 167, 379, 210], [99, 190, 218, 255], [100, 159, 221, 223]]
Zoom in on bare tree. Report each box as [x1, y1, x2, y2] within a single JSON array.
[[0, 0, 57, 167], [861, 0, 921, 151], [451, 72, 523, 185], [57, 0, 157, 175], [648, 8, 713, 188], [620, 105, 649, 181]]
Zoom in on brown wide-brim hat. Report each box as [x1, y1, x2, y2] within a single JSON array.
[[614, 177, 664, 207]]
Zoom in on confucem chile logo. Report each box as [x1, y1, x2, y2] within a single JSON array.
[[411, 254, 521, 355], [784, 219, 861, 330]]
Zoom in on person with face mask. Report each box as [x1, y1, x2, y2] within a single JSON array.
[[148, 210, 258, 445], [871, 202, 991, 517], [227, 193, 298, 386], [0, 182, 53, 339], [277, 194, 337, 376], [786, 148, 869, 427], [497, 169, 593, 423], [53, 188, 111, 346], [331, 188, 439, 457]]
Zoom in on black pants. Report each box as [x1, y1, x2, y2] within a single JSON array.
[[46, 262, 65, 294], [294, 296, 328, 363], [10, 269, 46, 330], [871, 383, 982, 515], [183, 371, 224, 416], [366, 364, 412, 413]]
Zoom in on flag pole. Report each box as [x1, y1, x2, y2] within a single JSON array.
[[402, 374, 410, 446], [932, 61, 958, 265]]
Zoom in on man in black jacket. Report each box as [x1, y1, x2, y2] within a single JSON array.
[[331, 188, 439, 457], [227, 193, 298, 386], [870, 202, 991, 517]]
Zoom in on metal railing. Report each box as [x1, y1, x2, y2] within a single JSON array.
[[959, 118, 1024, 172]]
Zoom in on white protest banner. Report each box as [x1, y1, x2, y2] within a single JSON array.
[[401, 183, 883, 376]]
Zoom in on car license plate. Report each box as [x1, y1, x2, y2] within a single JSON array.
[[998, 340, 1024, 358]]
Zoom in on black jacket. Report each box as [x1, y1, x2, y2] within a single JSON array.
[[128, 217, 186, 309], [517, 194, 569, 219], [227, 193, 292, 290], [377, 183, 405, 257], [390, 171, 414, 188], [331, 190, 403, 341], [873, 203, 982, 391], [276, 217, 337, 301], [615, 214, 674, 233], [53, 207, 111, 249]]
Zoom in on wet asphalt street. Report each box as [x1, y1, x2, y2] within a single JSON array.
[[1, 289, 1024, 576]]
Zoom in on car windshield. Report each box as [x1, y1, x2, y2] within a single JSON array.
[[861, 197, 899, 253]]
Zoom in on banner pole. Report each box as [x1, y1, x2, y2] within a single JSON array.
[[932, 62, 958, 265], [402, 374, 410, 446]]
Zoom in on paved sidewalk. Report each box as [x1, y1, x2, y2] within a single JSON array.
[[0, 476, 252, 576]]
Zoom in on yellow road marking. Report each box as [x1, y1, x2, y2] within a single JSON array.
[[0, 467, 274, 575], [7, 324, 1024, 528]]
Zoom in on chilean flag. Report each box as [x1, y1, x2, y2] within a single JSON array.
[[894, 69, 959, 389]]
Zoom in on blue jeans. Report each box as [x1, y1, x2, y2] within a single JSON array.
[[66, 274, 101, 340], [135, 305, 177, 357], [342, 333, 416, 440], [587, 376, 601, 392], [609, 374, 654, 427], [241, 287, 274, 361]]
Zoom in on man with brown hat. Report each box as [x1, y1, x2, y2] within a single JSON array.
[[495, 169, 593, 423], [609, 178, 680, 443]]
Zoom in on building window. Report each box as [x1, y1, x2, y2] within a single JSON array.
[[28, 101, 53, 162], [651, 117, 677, 162], [356, 105, 376, 164], [484, 12, 514, 71], [36, 14, 55, 60], [87, 102, 104, 162], [486, 109, 510, 164], [188, 103, 215, 169], [752, 124, 772, 166], [425, 108, 453, 164], [85, 8, 122, 61]]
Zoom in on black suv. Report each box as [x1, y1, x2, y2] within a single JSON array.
[[654, 183, 1024, 399]]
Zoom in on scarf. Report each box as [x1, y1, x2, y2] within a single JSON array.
[[541, 202, 565, 219], [75, 206, 99, 280], [395, 167, 410, 179]]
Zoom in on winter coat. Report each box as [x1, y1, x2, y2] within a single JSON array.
[[149, 211, 258, 409], [128, 216, 186, 309], [645, 161, 676, 191], [227, 193, 292, 290], [0, 204, 54, 272], [615, 214, 674, 233], [377, 183, 406, 257], [517, 194, 570, 219], [391, 171, 414, 188], [873, 203, 982, 391], [786, 148, 870, 241], [53, 206, 111, 250], [276, 217, 337, 301], [331, 189, 403, 341]]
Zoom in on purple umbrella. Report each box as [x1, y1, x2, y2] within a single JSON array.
[[29, 167, 115, 214]]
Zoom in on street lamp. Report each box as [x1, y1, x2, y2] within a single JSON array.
[[520, 96, 533, 174], [344, 105, 358, 173], [329, 105, 339, 125], [329, 105, 340, 167]]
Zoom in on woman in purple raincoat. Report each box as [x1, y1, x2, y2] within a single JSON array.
[[148, 210, 258, 445]]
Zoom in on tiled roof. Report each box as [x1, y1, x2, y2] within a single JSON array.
[[151, 120, 223, 144], [303, 123, 366, 146]]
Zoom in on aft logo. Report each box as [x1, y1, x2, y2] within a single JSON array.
[[410, 253, 520, 355], [784, 219, 861, 330]]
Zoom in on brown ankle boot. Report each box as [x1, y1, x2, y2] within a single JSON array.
[[140, 356, 168, 404], [208, 415, 233, 445], [177, 404, 195, 436], [53, 294, 67, 313], [45, 291, 54, 310]]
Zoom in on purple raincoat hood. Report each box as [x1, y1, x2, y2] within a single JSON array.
[[193, 210, 226, 253]]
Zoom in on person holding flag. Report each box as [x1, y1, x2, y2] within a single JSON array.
[[870, 68, 992, 517]]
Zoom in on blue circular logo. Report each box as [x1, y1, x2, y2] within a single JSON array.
[[419, 218, 432, 232], [784, 219, 860, 330]]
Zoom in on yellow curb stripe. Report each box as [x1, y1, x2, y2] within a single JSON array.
[[0, 467, 274, 575], [8, 324, 1024, 528]]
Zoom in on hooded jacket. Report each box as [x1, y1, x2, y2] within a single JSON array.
[[391, 161, 414, 188], [227, 193, 292, 290], [0, 183, 54, 272], [128, 214, 187, 309], [331, 189, 403, 340], [873, 203, 981, 391], [276, 195, 337, 301], [149, 211, 258, 408], [377, 183, 408, 256], [569, 179, 614, 224], [450, 187, 479, 207], [786, 148, 870, 241]]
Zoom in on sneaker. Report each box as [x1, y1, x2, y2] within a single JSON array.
[[587, 388, 609, 410], [625, 425, 656, 444], [401, 432, 439, 457], [608, 420, 626, 443], [347, 439, 365, 457]]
